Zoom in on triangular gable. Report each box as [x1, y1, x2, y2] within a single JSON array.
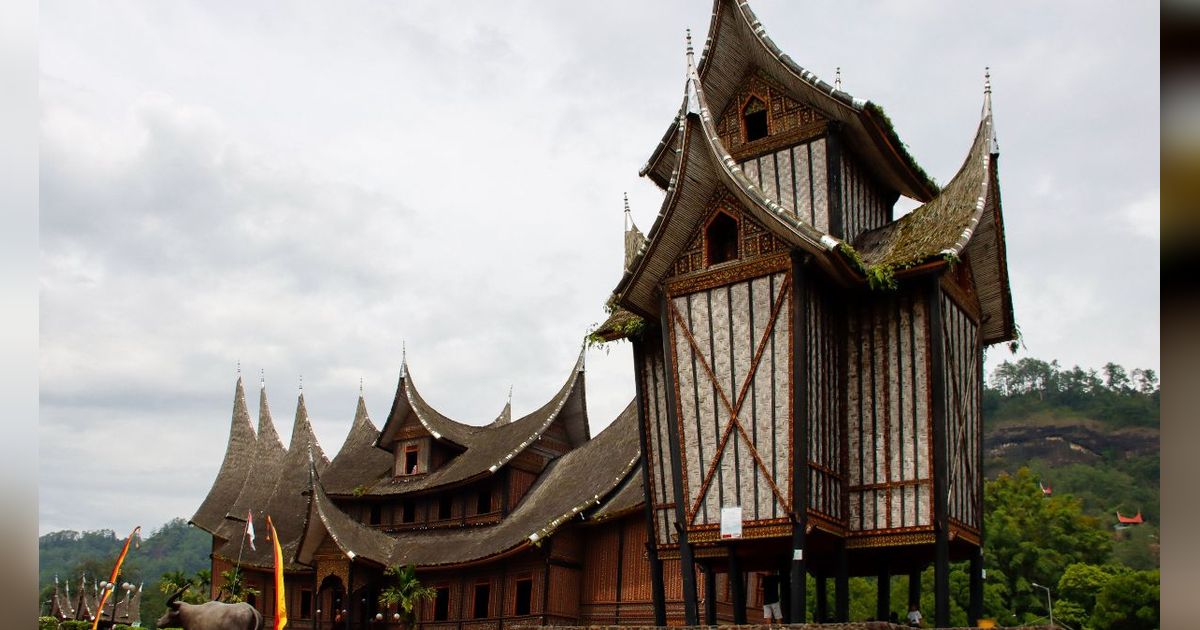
[[670, 190, 789, 277], [714, 68, 830, 158]]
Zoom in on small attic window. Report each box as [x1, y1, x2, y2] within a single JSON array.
[[403, 445, 419, 475], [706, 211, 740, 266], [743, 97, 769, 142]]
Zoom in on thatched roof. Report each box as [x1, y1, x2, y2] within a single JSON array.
[[363, 352, 590, 496], [640, 0, 937, 202], [212, 384, 288, 545], [217, 392, 328, 570], [321, 395, 393, 495], [190, 377, 257, 535], [296, 399, 641, 568], [853, 86, 1015, 344]]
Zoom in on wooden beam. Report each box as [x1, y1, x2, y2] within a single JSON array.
[[928, 278, 951, 628], [788, 250, 809, 624], [703, 563, 717, 626], [969, 545, 984, 626], [729, 544, 746, 624], [632, 338, 668, 626], [659, 292, 699, 626]]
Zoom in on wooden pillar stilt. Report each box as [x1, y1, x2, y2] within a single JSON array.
[[908, 568, 921, 607], [729, 546, 746, 624], [815, 572, 827, 623], [703, 563, 716, 626], [835, 541, 849, 622], [876, 556, 891, 622], [969, 546, 984, 625], [779, 566, 792, 623]]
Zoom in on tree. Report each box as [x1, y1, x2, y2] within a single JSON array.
[[983, 468, 1111, 621], [378, 565, 435, 629], [217, 568, 259, 604], [1091, 570, 1159, 630]]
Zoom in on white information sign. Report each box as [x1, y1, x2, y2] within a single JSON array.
[[720, 506, 743, 539]]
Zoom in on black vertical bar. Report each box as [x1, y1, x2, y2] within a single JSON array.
[[876, 555, 891, 622], [345, 561, 353, 630], [835, 539, 849, 622], [827, 126, 844, 239], [779, 566, 792, 623], [703, 563, 717, 626], [908, 568, 921, 608], [815, 573, 827, 623], [928, 279, 950, 628], [614, 517, 625, 622], [659, 292, 700, 626], [969, 546, 984, 626], [729, 544, 746, 624], [540, 538, 552, 623], [788, 251, 808, 624], [632, 339, 668, 625]]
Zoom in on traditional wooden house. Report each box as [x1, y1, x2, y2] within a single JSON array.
[[47, 575, 142, 628], [190, 1, 1014, 628], [592, 0, 1013, 627]]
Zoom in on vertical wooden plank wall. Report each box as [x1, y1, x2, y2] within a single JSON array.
[[803, 279, 844, 524], [639, 340, 678, 545], [845, 290, 933, 533], [940, 291, 983, 532], [739, 139, 830, 232]]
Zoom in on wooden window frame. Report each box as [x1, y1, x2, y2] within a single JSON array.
[[740, 94, 771, 143], [402, 444, 420, 475], [513, 575, 534, 616], [471, 580, 491, 619]]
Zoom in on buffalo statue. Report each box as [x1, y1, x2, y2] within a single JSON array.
[[156, 587, 262, 630]]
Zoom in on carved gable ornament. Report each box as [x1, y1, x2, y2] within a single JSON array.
[[716, 69, 828, 154], [671, 191, 787, 277]]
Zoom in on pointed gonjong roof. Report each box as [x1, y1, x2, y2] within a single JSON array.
[[641, 0, 938, 201], [217, 391, 328, 569], [854, 73, 1015, 344], [295, 399, 641, 569], [320, 395, 393, 495], [613, 38, 856, 318], [212, 381, 287, 544], [190, 376, 257, 535], [362, 351, 590, 496]]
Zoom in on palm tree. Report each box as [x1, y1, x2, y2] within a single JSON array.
[[377, 565, 435, 629], [217, 568, 260, 604]]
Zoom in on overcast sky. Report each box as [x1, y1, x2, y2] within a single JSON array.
[[38, 1, 1159, 536]]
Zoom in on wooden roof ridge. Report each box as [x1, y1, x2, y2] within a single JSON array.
[[295, 453, 397, 567], [322, 394, 393, 494], [190, 376, 257, 535], [615, 57, 852, 318], [641, 0, 937, 201], [365, 350, 589, 496]]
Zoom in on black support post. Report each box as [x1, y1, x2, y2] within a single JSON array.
[[908, 568, 922, 608], [659, 292, 699, 626], [729, 546, 746, 624], [928, 279, 951, 628], [779, 566, 792, 623], [969, 546, 984, 625], [788, 251, 809, 624], [815, 572, 827, 623], [631, 339, 668, 626], [835, 540, 849, 622], [877, 555, 891, 622], [703, 563, 717, 626]]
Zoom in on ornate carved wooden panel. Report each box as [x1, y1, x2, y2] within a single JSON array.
[[716, 69, 828, 152], [671, 193, 787, 277]]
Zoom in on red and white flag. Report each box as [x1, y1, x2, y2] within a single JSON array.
[[245, 509, 257, 551]]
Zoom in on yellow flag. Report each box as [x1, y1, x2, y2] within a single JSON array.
[[267, 515, 287, 630]]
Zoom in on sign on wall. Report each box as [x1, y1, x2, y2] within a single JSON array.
[[720, 506, 743, 539]]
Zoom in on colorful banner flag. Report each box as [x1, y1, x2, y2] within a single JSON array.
[[91, 525, 140, 630], [246, 509, 257, 551], [267, 515, 287, 630]]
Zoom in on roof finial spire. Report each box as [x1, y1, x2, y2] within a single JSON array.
[[359, 377, 363, 395], [260, 368, 265, 389], [507, 384, 513, 405], [399, 340, 408, 378], [835, 67, 842, 91], [984, 66, 991, 95], [686, 28, 694, 61], [298, 374, 303, 392], [236, 359, 241, 376], [623, 192, 632, 230]]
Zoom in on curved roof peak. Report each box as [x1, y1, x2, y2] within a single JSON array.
[[288, 392, 327, 463], [189, 376, 257, 534]]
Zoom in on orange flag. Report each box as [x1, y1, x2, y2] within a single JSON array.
[[92, 525, 141, 630], [267, 515, 288, 630]]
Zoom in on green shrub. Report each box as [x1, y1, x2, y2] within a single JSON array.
[[38, 616, 58, 630], [59, 621, 91, 630]]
